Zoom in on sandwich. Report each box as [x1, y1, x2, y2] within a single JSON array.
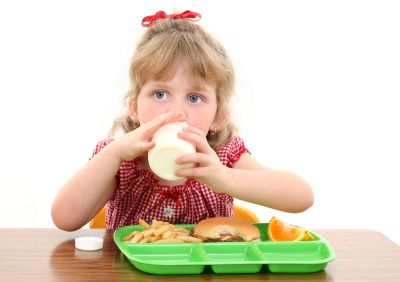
[[193, 217, 260, 242]]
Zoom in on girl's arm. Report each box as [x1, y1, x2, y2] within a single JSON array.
[[175, 128, 313, 213], [52, 112, 186, 231], [226, 153, 314, 213], [51, 144, 121, 231]]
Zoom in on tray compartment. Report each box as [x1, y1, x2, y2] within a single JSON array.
[[124, 244, 208, 274], [256, 241, 333, 273], [202, 242, 265, 273]]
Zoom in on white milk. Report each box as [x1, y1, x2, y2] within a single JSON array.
[[148, 122, 196, 181]]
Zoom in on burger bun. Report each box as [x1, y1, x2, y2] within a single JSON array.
[[193, 217, 260, 242]]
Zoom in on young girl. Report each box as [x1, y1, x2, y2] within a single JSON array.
[[51, 10, 313, 231]]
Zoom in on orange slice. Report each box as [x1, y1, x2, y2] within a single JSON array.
[[267, 216, 307, 241], [303, 231, 315, 241]]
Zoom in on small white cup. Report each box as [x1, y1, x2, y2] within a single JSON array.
[[148, 122, 195, 181]]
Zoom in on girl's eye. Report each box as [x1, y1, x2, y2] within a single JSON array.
[[187, 94, 203, 104], [153, 90, 168, 100]]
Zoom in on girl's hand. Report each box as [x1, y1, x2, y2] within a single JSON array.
[[175, 126, 229, 193], [112, 112, 186, 162]]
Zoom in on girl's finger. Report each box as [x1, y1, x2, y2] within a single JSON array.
[[141, 112, 186, 138], [176, 152, 210, 166], [178, 131, 213, 154], [181, 126, 206, 138], [138, 141, 155, 152], [175, 166, 207, 178], [150, 112, 185, 128]]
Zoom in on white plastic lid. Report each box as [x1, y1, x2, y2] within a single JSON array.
[[75, 236, 103, 251]]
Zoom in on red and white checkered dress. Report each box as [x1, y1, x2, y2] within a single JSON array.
[[91, 136, 250, 228]]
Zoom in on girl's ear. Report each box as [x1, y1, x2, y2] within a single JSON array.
[[212, 109, 227, 133], [128, 98, 139, 124]]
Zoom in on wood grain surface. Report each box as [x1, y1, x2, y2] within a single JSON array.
[[0, 228, 399, 281]]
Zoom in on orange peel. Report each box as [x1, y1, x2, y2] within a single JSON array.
[[267, 216, 314, 242]]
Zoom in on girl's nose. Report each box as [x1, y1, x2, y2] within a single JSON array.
[[167, 104, 187, 118], [172, 110, 187, 120]]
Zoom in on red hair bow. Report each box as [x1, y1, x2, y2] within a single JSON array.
[[141, 10, 201, 27]]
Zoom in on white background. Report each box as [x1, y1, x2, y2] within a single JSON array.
[[0, 1, 399, 245]]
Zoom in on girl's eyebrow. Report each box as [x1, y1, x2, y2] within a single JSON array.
[[146, 81, 168, 88], [146, 81, 209, 92]]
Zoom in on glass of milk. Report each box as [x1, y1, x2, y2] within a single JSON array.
[[148, 122, 196, 181]]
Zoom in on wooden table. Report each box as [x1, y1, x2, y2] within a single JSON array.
[[0, 229, 399, 281]]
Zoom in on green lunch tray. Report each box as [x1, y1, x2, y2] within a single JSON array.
[[114, 223, 335, 275]]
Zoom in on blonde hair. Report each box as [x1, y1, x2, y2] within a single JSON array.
[[109, 18, 237, 149]]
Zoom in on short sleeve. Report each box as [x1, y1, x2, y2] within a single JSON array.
[[216, 136, 250, 168], [90, 138, 139, 192], [90, 139, 113, 159]]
